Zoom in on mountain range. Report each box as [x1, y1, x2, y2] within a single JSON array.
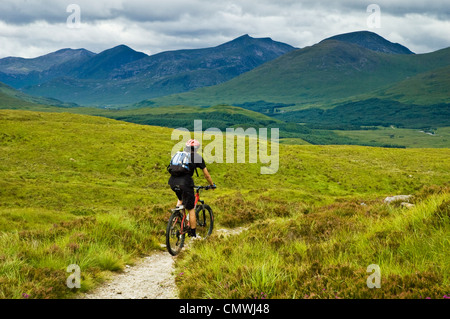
[[2, 30, 448, 112], [0, 35, 295, 106], [143, 31, 449, 130], [321, 31, 414, 54], [0, 30, 449, 142], [150, 31, 450, 108]]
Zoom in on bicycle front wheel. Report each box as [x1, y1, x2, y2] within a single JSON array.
[[166, 212, 185, 256], [195, 204, 214, 238]]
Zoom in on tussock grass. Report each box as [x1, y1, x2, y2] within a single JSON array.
[[0, 208, 164, 298], [175, 187, 449, 299]]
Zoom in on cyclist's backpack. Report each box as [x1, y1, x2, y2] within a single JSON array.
[[167, 151, 199, 177]]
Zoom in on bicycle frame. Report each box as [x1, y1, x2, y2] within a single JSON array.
[[178, 186, 206, 235], [166, 185, 215, 255], [195, 188, 205, 207]]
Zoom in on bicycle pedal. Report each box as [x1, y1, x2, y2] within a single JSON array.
[[171, 205, 185, 212]]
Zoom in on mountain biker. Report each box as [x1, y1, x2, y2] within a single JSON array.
[[168, 139, 215, 238]]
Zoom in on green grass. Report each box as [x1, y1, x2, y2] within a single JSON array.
[[333, 126, 450, 148], [175, 187, 450, 299], [272, 98, 450, 130], [0, 109, 449, 298], [369, 65, 450, 105], [0, 82, 76, 109], [2, 80, 448, 148]]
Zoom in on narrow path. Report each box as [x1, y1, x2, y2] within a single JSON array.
[[82, 251, 178, 299], [81, 227, 247, 299]]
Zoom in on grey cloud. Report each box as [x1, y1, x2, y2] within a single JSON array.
[[0, 0, 224, 24], [0, 0, 449, 58], [294, 0, 450, 18], [0, 0, 66, 25], [2, 0, 447, 25]]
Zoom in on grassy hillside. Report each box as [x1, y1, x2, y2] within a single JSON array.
[[0, 84, 45, 109], [273, 98, 450, 129], [85, 104, 281, 131], [1, 85, 448, 149], [322, 31, 414, 54], [74, 104, 376, 146], [370, 65, 450, 105], [176, 188, 449, 299], [0, 82, 77, 109], [0, 109, 449, 298], [82, 104, 449, 148], [333, 127, 450, 149]]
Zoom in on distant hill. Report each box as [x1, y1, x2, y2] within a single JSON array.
[[368, 64, 450, 105], [118, 34, 295, 82], [0, 49, 95, 88], [1, 78, 447, 148], [272, 98, 450, 129], [0, 81, 76, 110], [71, 45, 148, 79], [150, 41, 449, 107], [2, 30, 449, 143], [1, 35, 296, 106], [322, 31, 414, 54], [0, 48, 96, 75]]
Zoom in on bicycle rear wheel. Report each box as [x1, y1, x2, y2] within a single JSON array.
[[195, 204, 214, 238], [166, 211, 186, 256]]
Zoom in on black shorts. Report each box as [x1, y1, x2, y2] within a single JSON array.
[[171, 184, 195, 210]]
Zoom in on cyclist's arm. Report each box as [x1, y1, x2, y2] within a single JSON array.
[[202, 167, 214, 186]]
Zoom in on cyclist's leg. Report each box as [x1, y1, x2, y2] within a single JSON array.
[[171, 185, 184, 207], [181, 186, 197, 235], [188, 208, 196, 229]]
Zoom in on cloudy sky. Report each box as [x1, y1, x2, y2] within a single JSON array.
[[0, 0, 449, 58]]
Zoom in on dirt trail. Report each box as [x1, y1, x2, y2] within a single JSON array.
[[82, 251, 178, 299], [82, 227, 247, 299]]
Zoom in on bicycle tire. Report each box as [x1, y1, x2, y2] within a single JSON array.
[[195, 204, 214, 238], [166, 211, 186, 256]]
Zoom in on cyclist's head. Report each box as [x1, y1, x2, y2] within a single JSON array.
[[185, 139, 200, 153]]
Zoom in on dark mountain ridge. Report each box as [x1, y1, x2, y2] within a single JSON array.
[[151, 39, 443, 107], [0, 48, 96, 74], [72, 45, 148, 79], [116, 34, 295, 81], [10, 35, 296, 106], [322, 31, 414, 55], [2, 31, 448, 111], [0, 49, 96, 88]]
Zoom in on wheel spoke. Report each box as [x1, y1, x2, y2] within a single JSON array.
[[195, 205, 214, 239], [166, 213, 185, 255]]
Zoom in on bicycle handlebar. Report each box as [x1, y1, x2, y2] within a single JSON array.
[[194, 184, 217, 191]]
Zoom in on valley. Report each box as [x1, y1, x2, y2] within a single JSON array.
[[0, 29, 449, 300], [0, 109, 449, 299]]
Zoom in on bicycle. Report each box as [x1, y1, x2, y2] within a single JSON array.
[[166, 185, 215, 256]]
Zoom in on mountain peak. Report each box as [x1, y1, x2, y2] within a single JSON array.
[[71, 45, 147, 80], [322, 31, 414, 55], [222, 34, 254, 46], [99, 44, 146, 56], [237, 34, 252, 39], [219, 34, 296, 52], [52, 48, 93, 54]]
